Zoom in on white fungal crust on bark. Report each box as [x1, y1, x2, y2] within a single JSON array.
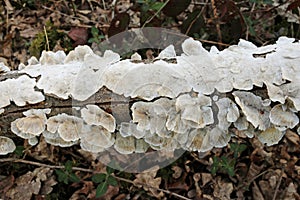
[[0, 75, 45, 109], [0, 136, 16, 155], [0, 36, 300, 154]]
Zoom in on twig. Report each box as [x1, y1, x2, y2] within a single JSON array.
[[185, 0, 207, 36], [0, 158, 191, 200], [210, 0, 222, 48], [272, 168, 284, 200], [43, 26, 50, 51], [113, 176, 191, 200], [41, 5, 99, 25], [0, 158, 93, 172], [141, 0, 170, 28]]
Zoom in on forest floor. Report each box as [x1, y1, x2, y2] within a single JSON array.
[[1, 0, 300, 199]]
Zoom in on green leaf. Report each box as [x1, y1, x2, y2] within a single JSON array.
[[107, 175, 118, 186], [55, 169, 69, 184], [106, 166, 114, 175], [69, 173, 80, 183], [13, 146, 24, 157], [92, 173, 107, 183], [91, 26, 99, 36], [88, 38, 96, 43], [211, 156, 220, 175], [150, 2, 164, 11], [220, 156, 236, 176], [64, 160, 73, 173], [96, 182, 108, 198], [230, 143, 247, 158]]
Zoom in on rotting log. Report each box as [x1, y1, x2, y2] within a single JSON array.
[[0, 36, 300, 161]]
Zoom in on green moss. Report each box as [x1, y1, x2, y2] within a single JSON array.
[[29, 21, 72, 58]]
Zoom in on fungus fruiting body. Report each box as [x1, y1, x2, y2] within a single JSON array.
[[0, 36, 299, 155]]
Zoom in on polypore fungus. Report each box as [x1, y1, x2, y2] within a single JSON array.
[[257, 127, 285, 146], [1, 36, 300, 156], [79, 125, 115, 153], [175, 94, 214, 128], [81, 105, 116, 132], [11, 109, 51, 139], [0, 75, 45, 109], [0, 136, 16, 155], [269, 104, 299, 130], [114, 133, 135, 154], [233, 91, 271, 130], [0, 62, 10, 73], [46, 113, 82, 142]]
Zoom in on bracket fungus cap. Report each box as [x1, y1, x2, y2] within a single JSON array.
[[11, 109, 50, 139], [46, 113, 83, 142], [0, 136, 16, 155], [81, 105, 116, 132]]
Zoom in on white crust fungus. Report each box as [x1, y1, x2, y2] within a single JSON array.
[[2, 36, 300, 155], [0, 62, 10, 73], [79, 125, 115, 153], [11, 109, 51, 139], [0, 136, 16, 155], [0, 75, 45, 109], [46, 113, 82, 142], [157, 45, 176, 59], [269, 104, 299, 130], [81, 105, 116, 132], [257, 127, 285, 146], [175, 94, 214, 128], [233, 91, 271, 130], [114, 133, 135, 154]]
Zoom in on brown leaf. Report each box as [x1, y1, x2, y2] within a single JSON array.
[[0, 175, 14, 198], [168, 181, 189, 191], [213, 177, 233, 200], [98, 185, 119, 200], [133, 165, 164, 198], [252, 181, 264, 200], [69, 181, 94, 200], [285, 130, 300, 146], [201, 173, 213, 186], [5, 167, 54, 200], [68, 27, 88, 47], [246, 163, 264, 181], [258, 179, 273, 199], [172, 166, 183, 179]]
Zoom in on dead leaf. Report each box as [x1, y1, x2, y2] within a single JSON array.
[[252, 181, 264, 200], [285, 130, 300, 145], [69, 181, 94, 200], [5, 167, 54, 200], [193, 173, 202, 197], [168, 181, 189, 191], [283, 182, 298, 200], [108, 12, 130, 39], [0, 175, 14, 198], [40, 176, 57, 195], [201, 173, 213, 186], [258, 179, 274, 199], [172, 166, 183, 179], [98, 185, 119, 200], [213, 177, 233, 200], [68, 27, 88, 47], [133, 165, 164, 198]]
